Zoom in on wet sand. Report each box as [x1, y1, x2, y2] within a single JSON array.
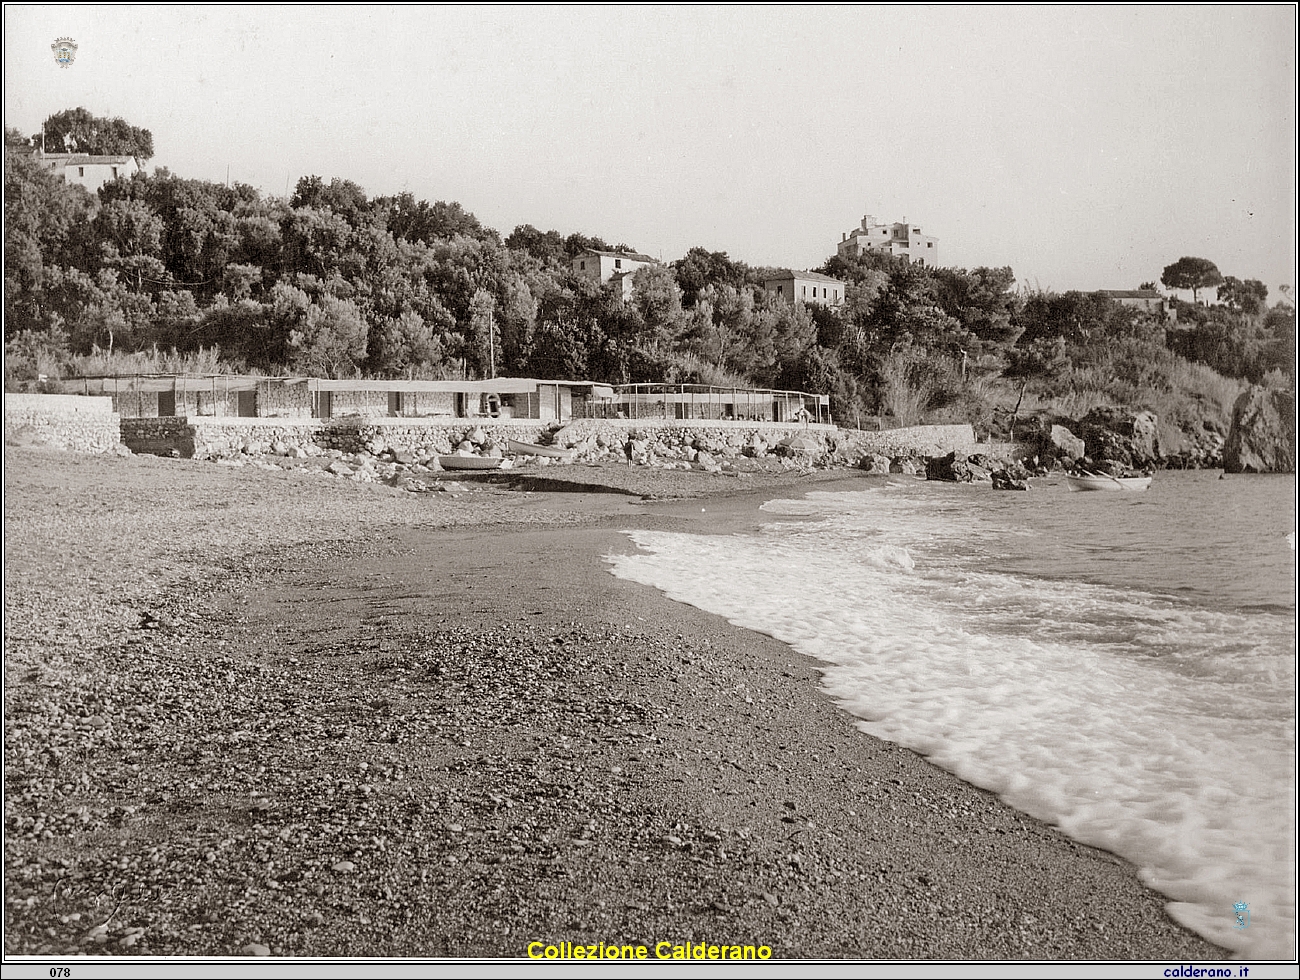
[[2, 448, 1227, 959]]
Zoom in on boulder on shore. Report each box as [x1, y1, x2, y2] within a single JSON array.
[[925, 451, 972, 483], [1048, 424, 1085, 461], [991, 469, 1028, 491], [1079, 407, 1162, 468], [858, 453, 892, 474], [1223, 387, 1296, 474]]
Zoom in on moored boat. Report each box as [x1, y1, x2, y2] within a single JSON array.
[[437, 453, 504, 471], [506, 439, 574, 460], [1064, 474, 1152, 492]]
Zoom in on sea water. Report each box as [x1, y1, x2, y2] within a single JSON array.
[[606, 470, 1296, 959]]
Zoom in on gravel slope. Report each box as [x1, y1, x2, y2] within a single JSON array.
[[2, 447, 1226, 960]]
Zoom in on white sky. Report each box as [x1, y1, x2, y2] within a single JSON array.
[[5, 5, 1297, 298]]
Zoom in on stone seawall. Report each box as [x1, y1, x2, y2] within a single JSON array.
[[4, 394, 122, 454], [117, 415, 984, 468], [833, 424, 980, 458], [120, 416, 848, 460]]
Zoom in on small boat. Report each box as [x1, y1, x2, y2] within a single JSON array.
[[1064, 473, 1152, 492], [437, 454, 504, 471], [506, 439, 574, 460]]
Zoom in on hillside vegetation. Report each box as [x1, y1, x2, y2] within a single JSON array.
[[5, 121, 1294, 456]]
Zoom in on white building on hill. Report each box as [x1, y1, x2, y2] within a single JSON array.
[[837, 214, 938, 267], [763, 270, 846, 308], [570, 248, 658, 300], [32, 151, 141, 194]]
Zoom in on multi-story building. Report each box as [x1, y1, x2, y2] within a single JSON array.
[[762, 270, 846, 308], [32, 151, 141, 194], [570, 248, 657, 300], [837, 214, 938, 267]]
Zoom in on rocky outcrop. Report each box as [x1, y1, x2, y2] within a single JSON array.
[[1048, 424, 1085, 461], [1161, 419, 1226, 470], [1078, 408, 1161, 469], [857, 453, 892, 475], [925, 451, 973, 483], [1223, 387, 1296, 474], [1014, 417, 1084, 469], [991, 469, 1028, 490]]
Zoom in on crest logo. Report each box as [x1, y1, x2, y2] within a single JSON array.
[[1232, 901, 1250, 930], [52, 37, 77, 68]]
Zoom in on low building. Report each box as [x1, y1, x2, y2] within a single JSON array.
[[74, 374, 833, 426], [32, 151, 142, 193], [72, 375, 614, 423], [1099, 289, 1170, 318], [837, 214, 938, 267], [762, 270, 845, 307], [597, 384, 832, 424], [571, 248, 657, 300]]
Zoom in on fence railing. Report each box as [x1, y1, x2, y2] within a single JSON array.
[[581, 383, 832, 424]]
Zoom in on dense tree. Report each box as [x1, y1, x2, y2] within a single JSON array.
[[369, 310, 444, 377], [1016, 291, 1149, 345], [1161, 256, 1223, 304], [1165, 300, 1293, 383], [671, 246, 747, 307], [374, 193, 493, 244], [1217, 276, 1268, 315], [36, 107, 154, 160], [467, 289, 498, 377], [628, 264, 688, 348], [4, 149, 97, 331], [505, 224, 566, 265], [931, 266, 1021, 348], [563, 232, 613, 257], [286, 294, 368, 378]]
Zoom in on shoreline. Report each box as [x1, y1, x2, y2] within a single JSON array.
[[2, 448, 1227, 959]]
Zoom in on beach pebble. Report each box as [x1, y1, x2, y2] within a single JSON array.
[[242, 943, 271, 956]]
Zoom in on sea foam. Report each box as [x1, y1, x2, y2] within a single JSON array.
[[607, 481, 1295, 958]]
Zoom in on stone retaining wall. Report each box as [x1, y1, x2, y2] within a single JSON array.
[[4, 394, 122, 454], [119, 417, 200, 458], [833, 424, 980, 457], [117, 414, 983, 463]]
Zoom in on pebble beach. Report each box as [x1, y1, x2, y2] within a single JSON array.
[[2, 447, 1228, 961]]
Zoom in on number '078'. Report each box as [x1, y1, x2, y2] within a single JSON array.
[[50, 969, 71, 978]]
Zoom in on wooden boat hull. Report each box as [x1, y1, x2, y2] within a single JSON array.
[[437, 454, 504, 471], [1064, 475, 1151, 492], [506, 439, 573, 460]]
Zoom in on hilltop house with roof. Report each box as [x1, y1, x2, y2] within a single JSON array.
[[32, 151, 141, 194], [762, 270, 845, 308], [1099, 289, 1175, 322], [570, 248, 658, 301], [837, 214, 938, 267]]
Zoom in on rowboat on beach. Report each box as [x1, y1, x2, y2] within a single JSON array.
[[437, 454, 504, 471], [505, 439, 574, 460], [1064, 473, 1152, 492]]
